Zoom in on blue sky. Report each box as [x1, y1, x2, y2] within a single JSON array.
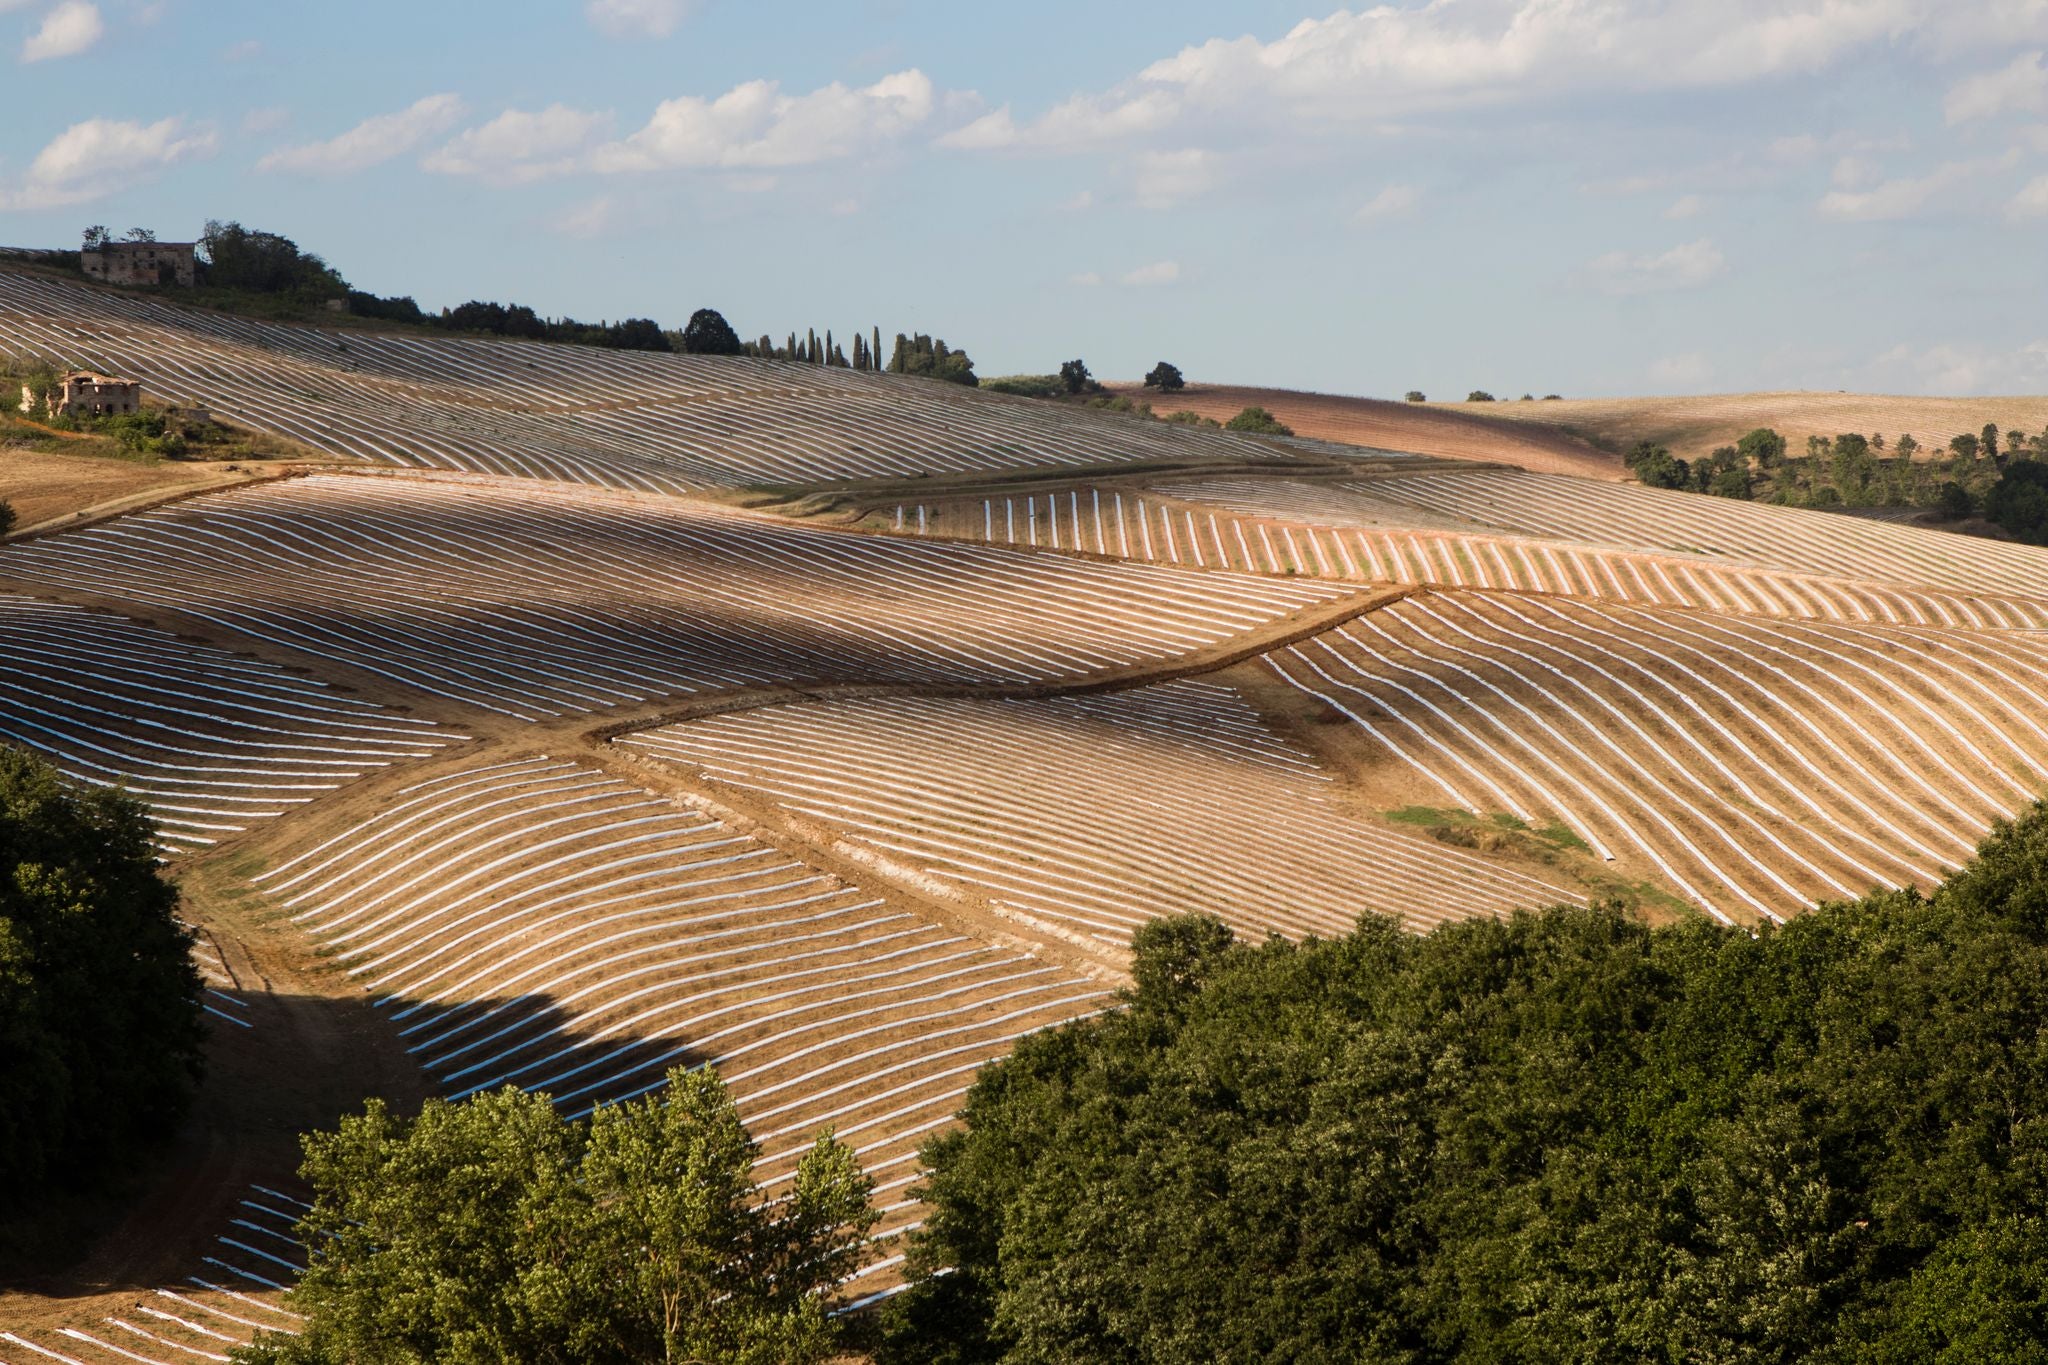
[[3, 1, 2046, 397]]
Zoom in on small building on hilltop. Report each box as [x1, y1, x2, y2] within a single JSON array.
[[19, 371, 144, 419], [81, 239, 196, 288]]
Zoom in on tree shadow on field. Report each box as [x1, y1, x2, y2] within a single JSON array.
[[0, 985, 694, 1310]]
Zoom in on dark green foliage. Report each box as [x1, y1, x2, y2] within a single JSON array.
[[235, 1068, 876, 1365], [1950, 432, 1981, 461], [680, 308, 744, 356], [1058, 359, 1094, 395], [1983, 460, 2048, 544], [1466, 389, 1495, 402], [885, 806, 2048, 1363], [1143, 362, 1185, 393], [198, 220, 348, 300], [891, 334, 978, 386], [1405, 390, 1426, 402], [1935, 481, 1974, 520], [437, 301, 670, 352], [1223, 405, 1293, 436], [1737, 426, 1786, 469], [345, 291, 426, 324], [984, 375, 1067, 399], [1625, 439, 1691, 489], [0, 747, 201, 1222], [0, 500, 14, 537]]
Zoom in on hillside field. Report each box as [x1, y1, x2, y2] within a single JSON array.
[[6, 265, 2048, 1360]]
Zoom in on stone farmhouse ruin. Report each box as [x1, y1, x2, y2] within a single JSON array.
[[82, 239, 196, 288], [19, 370, 143, 419]]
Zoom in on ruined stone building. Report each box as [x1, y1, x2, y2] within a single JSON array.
[[19, 371, 143, 419], [81, 240, 196, 288]]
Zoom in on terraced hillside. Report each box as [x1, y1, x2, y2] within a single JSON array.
[[0, 266, 1296, 492]]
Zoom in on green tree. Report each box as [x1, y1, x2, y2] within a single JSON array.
[[1625, 440, 1690, 490], [1950, 432, 1981, 461], [1736, 427, 1786, 470], [885, 803, 2048, 1363], [680, 309, 743, 356], [1143, 362, 1185, 393], [237, 1068, 875, 1365], [1894, 432, 1921, 460], [197, 221, 348, 299], [80, 225, 110, 250], [1983, 423, 2001, 461], [0, 747, 201, 1233], [0, 500, 14, 537], [1466, 390, 1496, 402], [1059, 359, 1093, 394], [1405, 391, 1426, 403]]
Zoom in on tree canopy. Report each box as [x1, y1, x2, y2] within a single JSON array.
[[235, 1068, 876, 1365], [891, 334, 978, 386], [0, 746, 201, 1234], [1223, 405, 1294, 436], [198, 220, 349, 300], [1142, 362, 1185, 393], [680, 308, 744, 356], [883, 804, 2048, 1363]]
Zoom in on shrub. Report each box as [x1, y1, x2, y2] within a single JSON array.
[[1466, 390, 1496, 402], [1165, 410, 1221, 428], [1404, 390, 1426, 402], [0, 499, 13, 537], [1224, 405, 1294, 436], [984, 375, 1066, 399]]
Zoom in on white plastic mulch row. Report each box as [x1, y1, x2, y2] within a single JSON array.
[[0, 267, 1286, 491], [895, 480, 2048, 630], [0, 475, 1350, 721], [622, 678, 1583, 946], [247, 756, 1112, 1200], [0, 597, 459, 851], [1269, 590, 2048, 924], [1340, 468, 2048, 613], [0, 1186, 306, 1362]]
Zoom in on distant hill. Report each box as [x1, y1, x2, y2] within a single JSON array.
[[1105, 382, 1623, 480], [1432, 389, 2048, 467]]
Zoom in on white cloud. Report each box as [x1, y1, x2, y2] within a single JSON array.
[[1583, 238, 1727, 295], [937, 90, 1177, 152], [1663, 193, 1706, 220], [21, 1, 103, 62], [1120, 260, 1181, 287], [586, 0, 691, 38], [1133, 148, 1215, 208], [1865, 339, 2048, 395], [1945, 50, 2048, 122], [424, 105, 613, 183], [1650, 352, 1713, 387], [2010, 173, 2048, 219], [940, 4, 2044, 158], [0, 115, 216, 209], [1816, 154, 2014, 220], [1353, 183, 1420, 223], [1069, 271, 1103, 287], [257, 94, 466, 175], [550, 195, 619, 238], [594, 69, 935, 171]]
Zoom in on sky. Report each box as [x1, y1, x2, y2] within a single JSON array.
[[2, 1, 2047, 398]]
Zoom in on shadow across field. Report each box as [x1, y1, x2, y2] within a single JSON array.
[[0, 986, 691, 1314]]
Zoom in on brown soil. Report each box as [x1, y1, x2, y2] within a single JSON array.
[[0, 449, 255, 533], [1104, 383, 1623, 479], [1463, 390, 2048, 468]]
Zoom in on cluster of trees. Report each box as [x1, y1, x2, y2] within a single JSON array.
[[198, 221, 350, 301], [886, 333, 978, 386], [0, 748, 203, 1259], [1626, 420, 2048, 520], [880, 804, 2048, 1362], [232, 1068, 875, 1365], [1405, 390, 1562, 404]]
